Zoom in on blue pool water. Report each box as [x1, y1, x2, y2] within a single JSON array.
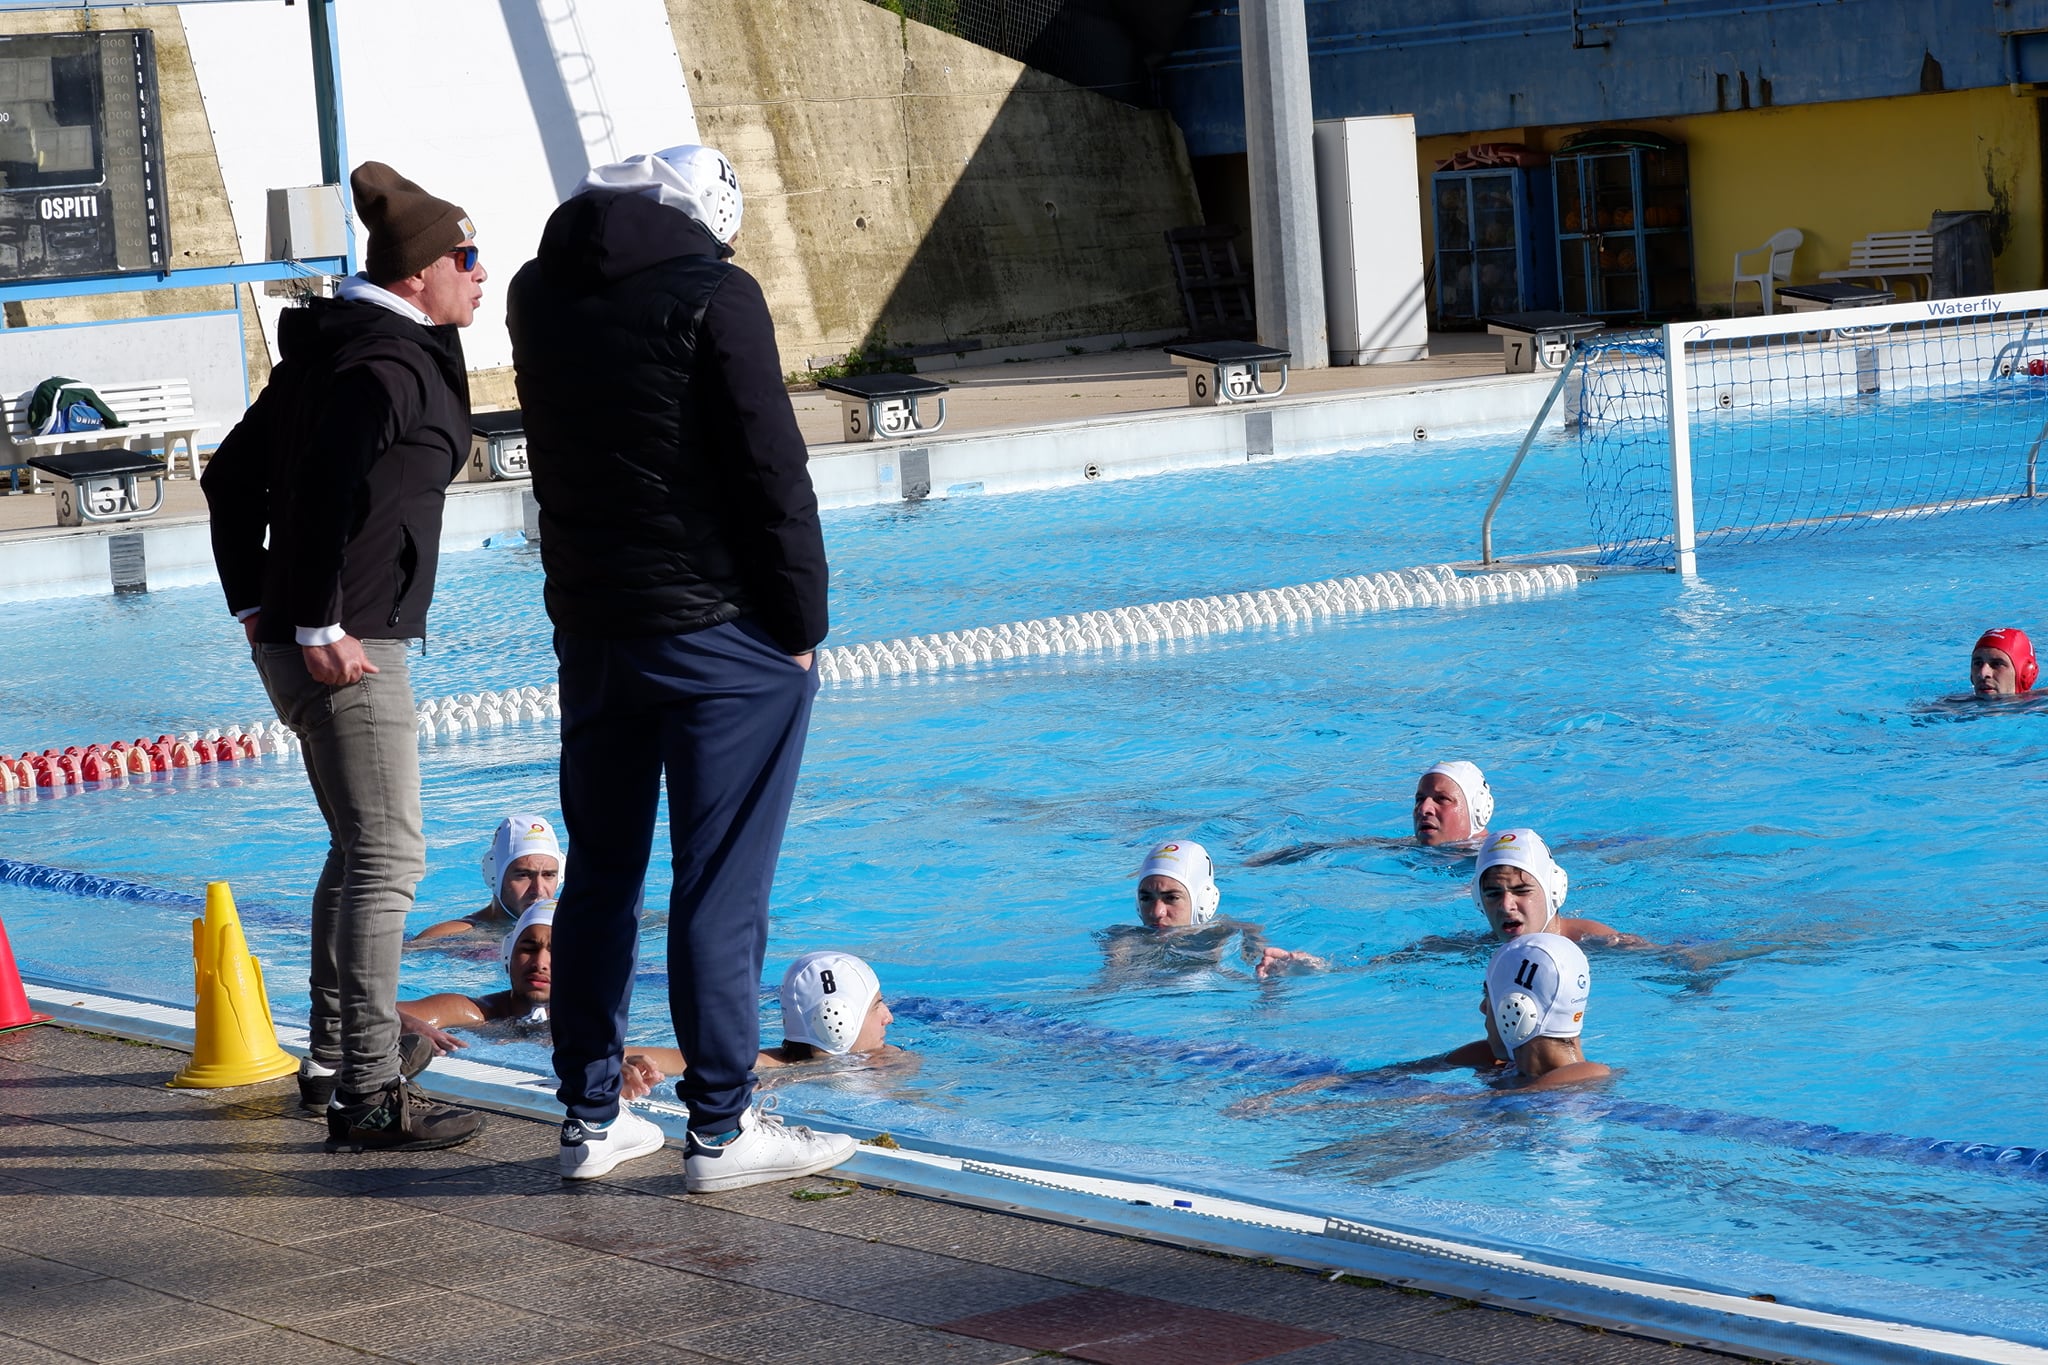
[[2, 430, 2046, 1344]]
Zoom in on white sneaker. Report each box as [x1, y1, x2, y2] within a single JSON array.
[[683, 1100, 858, 1193], [559, 1107, 667, 1180]]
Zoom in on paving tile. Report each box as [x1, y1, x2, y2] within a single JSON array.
[[1100, 1261, 1465, 1338], [940, 1287, 1335, 1365], [812, 1261, 1074, 1326], [0, 1330, 95, 1363], [0, 1271, 183, 1334], [203, 1262, 451, 1323], [666, 1303, 1037, 1364], [553, 1344, 728, 1365], [1258, 1339, 1464, 1365], [8, 1298, 267, 1363], [1352, 1299, 1706, 1365], [315, 1218, 607, 1288], [127, 1326, 397, 1364], [292, 1289, 637, 1364], [0, 1248, 105, 1295], [465, 1253, 806, 1335]]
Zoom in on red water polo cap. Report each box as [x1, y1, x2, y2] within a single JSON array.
[[1976, 627, 2039, 691]]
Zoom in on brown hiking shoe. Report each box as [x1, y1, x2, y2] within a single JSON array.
[[326, 1078, 483, 1153]]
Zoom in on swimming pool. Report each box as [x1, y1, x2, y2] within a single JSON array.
[[2, 426, 2045, 1347]]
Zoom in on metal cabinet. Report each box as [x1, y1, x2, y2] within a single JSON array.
[[1432, 166, 1558, 323], [1553, 139, 1695, 318]]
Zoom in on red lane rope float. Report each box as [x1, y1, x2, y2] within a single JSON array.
[[1, 725, 298, 802]]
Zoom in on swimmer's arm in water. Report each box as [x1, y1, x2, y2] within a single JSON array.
[[410, 904, 506, 942], [1560, 915, 1651, 949], [394, 992, 488, 1054], [1234, 921, 1332, 978]]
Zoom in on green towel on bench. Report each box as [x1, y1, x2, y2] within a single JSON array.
[[27, 376, 127, 435]]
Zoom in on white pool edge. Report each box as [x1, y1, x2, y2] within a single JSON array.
[[21, 977, 2043, 1365]]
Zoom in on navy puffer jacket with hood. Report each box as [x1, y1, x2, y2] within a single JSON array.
[[507, 189, 827, 652]]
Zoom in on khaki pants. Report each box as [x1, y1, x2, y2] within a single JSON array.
[[253, 639, 424, 1097]]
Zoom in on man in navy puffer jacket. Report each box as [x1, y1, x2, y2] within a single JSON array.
[[508, 146, 853, 1191]]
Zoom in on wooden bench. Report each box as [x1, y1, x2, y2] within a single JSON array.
[[1818, 231, 1933, 301], [1164, 340, 1290, 406], [2, 379, 216, 492]]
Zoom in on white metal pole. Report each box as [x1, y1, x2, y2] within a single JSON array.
[[1662, 322, 1698, 577]]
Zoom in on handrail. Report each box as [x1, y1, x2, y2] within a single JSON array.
[[1481, 348, 1583, 564]]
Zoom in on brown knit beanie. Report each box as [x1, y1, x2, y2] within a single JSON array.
[[350, 161, 473, 284]]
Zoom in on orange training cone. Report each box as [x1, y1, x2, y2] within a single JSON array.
[[0, 910, 51, 1033], [167, 881, 297, 1088]]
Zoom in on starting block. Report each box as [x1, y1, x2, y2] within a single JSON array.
[[467, 409, 530, 481], [1483, 311, 1605, 372], [820, 374, 950, 443], [26, 450, 166, 527], [1165, 340, 1290, 406], [1774, 282, 1893, 313]]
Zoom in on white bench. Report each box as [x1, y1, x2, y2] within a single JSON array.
[[2, 379, 216, 491], [1818, 231, 1934, 301]]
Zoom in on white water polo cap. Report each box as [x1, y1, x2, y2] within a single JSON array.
[[1136, 839, 1222, 924], [781, 951, 883, 1055], [578, 146, 742, 244], [1485, 932, 1590, 1058], [502, 899, 557, 967], [1422, 760, 1494, 831], [481, 814, 563, 910], [1470, 827, 1569, 920]]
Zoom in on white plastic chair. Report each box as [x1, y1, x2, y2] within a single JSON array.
[[1732, 228, 1803, 315]]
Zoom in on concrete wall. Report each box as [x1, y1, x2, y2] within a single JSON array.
[[670, 0, 1202, 367], [1413, 88, 2045, 312], [0, 6, 271, 387], [2, 0, 1202, 406]]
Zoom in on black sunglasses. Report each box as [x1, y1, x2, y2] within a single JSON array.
[[448, 244, 479, 271]]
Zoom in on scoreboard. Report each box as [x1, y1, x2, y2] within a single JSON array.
[[0, 29, 169, 283]]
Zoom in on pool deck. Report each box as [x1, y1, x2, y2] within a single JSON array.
[[0, 334, 1510, 533], [0, 1025, 1743, 1365]]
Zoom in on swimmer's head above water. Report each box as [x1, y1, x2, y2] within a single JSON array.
[[1413, 761, 1493, 846], [482, 814, 563, 916], [1971, 627, 2038, 696], [1134, 839, 1222, 928], [1472, 827, 1569, 940], [780, 951, 892, 1055], [1483, 931, 1592, 1078], [501, 900, 555, 1019]]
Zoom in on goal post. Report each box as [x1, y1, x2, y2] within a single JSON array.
[[1569, 288, 2048, 572]]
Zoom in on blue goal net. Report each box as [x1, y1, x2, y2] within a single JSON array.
[[1569, 296, 2048, 568]]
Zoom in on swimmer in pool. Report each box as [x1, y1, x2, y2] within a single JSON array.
[[1473, 827, 1640, 947], [1101, 839, 1329, 979], [398, 912, 898, 1098], [413, 814, 563, 942], [1244, 759, 1493, 867], [1971, 627, 2037, 696], [1412, 760, 1492, 848], [1437, 933, 1609, 1087], [1237, 931, 1609, 1115]]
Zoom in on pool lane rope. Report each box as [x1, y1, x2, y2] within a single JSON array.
[[891, 997, 2048, 1182], [812, 562, 1580, 685], [5, 561, 1582, 766]]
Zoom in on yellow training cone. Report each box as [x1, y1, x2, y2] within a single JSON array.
[[168, 881, 298, 1089]]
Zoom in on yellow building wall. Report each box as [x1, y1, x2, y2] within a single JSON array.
[[1417, 87, 2044, 316]]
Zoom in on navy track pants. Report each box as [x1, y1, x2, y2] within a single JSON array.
[[549, 617, 818, 1132]]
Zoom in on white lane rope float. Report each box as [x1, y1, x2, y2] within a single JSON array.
[[6, 564, 1582, 782], [811, 562, 1578, 684]]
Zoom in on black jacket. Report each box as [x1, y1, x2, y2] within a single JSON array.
[[507, 191, 828, 652], [202, 296, 470, 642]]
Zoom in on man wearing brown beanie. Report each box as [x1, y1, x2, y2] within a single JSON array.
[[203, 161, 487, 1152]]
